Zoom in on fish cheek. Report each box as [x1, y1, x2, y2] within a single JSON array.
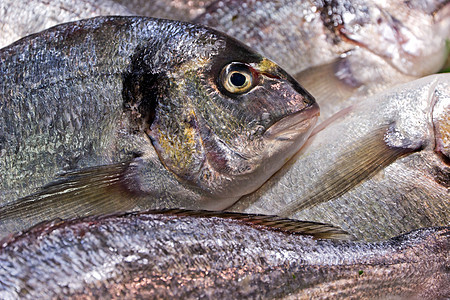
[[122, 65, 206, 184], [147, 105, 207, 183]]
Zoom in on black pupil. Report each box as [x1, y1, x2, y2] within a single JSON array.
[[230, 72, 247, 87]]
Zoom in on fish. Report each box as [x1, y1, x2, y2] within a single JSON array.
[[0, 16, 318, 236], [0, 0, 134, 48], [0, 209, 447, 299], [230, 74, 450, 242], [195, 0, 450, 121]]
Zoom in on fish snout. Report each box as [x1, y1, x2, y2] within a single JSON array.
[[261, 65, 319, 141]]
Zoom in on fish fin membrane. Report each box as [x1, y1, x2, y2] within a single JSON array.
[[153, 209, 354, 240], [278, 124, 421, 217], [294, 56, 360, 105], [0, 161, 140, 232]]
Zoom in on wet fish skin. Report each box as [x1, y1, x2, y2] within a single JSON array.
[[0, 0, 134, 48], [195, 0, 450, 121], [0, 16, 317, 235], [0, 210, 447, 299], [231, 74, 450, 242]]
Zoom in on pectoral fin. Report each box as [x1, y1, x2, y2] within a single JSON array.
[[278, 125, 422, 217], [0, 160, 142, 234]]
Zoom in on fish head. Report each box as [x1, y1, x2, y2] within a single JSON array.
[[336, 0, 450, 76], [125, 24, 318, 207]]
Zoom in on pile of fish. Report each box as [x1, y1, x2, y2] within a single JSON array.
[[0, 0, 449, 298]]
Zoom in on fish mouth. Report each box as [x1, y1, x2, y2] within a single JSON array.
[[264, 102, 320, 141]]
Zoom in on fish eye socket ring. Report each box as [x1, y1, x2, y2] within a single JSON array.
[[220, 63, 256, 94]]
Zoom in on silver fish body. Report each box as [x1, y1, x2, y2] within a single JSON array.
[[0, 0, 134, 48], [231, 74, 450, 242], [0, 16, 318, 235], [0, 210, 447, 299]]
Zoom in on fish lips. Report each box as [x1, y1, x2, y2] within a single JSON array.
[[263, 102, 320, 142]]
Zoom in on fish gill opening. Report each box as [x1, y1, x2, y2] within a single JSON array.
[[122, 71, 160, 134]]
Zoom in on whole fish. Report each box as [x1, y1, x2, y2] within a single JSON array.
[[195, 0, 450, 121], [0, 16, 318, 235], [231, 74, 450, 242], [0, 210, 447, 299], [0, 0, 134, 48]]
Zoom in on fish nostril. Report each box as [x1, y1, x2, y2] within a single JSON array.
[[285, 75, 317, 107]]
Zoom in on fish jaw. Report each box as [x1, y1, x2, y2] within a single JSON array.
[[193, 103, 319, 211], [263, 103, 319, 142]]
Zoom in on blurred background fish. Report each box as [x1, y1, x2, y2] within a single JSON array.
[[0, 210, 447, 299], [0, 0, 217, 48], [231, 74, 450, 241], [0, 16, 318, 236]]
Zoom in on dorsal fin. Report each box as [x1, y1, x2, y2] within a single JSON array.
[[0, 209, 354, 245], [152, 209, 354, 240], [295, 55, 361, 106]]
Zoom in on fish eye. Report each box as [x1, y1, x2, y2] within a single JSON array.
[[219, 63, 256, 94]]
